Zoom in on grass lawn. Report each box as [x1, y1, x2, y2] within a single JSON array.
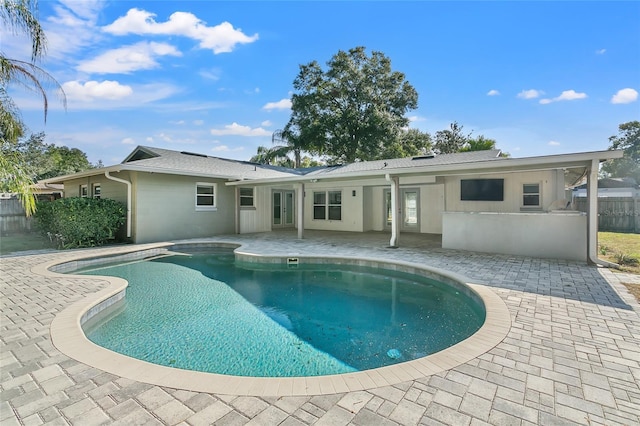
[[599, 232, 640, 274], [0, 233, 53, 256], [599, 231, 640, 302]]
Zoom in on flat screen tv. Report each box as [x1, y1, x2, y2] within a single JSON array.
[[460, 179, 504, 201]]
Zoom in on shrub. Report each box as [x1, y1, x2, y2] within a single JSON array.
[[34, 197, 126, 249], [614, 252, 639, 266]]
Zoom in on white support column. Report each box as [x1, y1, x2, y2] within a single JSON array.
[[297, 183, 304, 239], [586, 159, 598, 264], [234, 186, 240, 234], [387, 174, 400, 247]]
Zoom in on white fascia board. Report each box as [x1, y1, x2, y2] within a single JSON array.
[[226, 150, 624, 186], [39, 164, 266, 184], [38, 165, 125, 184]]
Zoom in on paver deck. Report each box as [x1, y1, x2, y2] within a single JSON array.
[[1, 231, 639, 425]]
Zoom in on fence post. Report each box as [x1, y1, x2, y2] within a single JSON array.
[[632, 196, 640, 234]]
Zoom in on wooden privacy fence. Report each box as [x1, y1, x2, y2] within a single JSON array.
[[0, 198, 32, 234], [574, 196, 639, 233]]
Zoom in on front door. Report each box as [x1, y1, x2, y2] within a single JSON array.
[[385, 188, 420, 232], [273, 190, 295, 228]]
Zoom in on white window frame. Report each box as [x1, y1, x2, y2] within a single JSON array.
[[92, 184, 101, 199], [80, 184, 88, 198], [239, 187, 255, 208], [195, 182, 217, 211], [313, 190, 342, 221], [522, 183, 541, 208]]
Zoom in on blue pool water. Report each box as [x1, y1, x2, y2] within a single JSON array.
[[80, 250, 485, 377]]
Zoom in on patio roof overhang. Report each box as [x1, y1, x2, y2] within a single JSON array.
[[224, 149, 623, 187]]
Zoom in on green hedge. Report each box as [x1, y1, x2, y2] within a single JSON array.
[[34, 197, 126, 249]]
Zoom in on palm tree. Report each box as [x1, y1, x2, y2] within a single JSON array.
[[268, 129, 306, 168], [1, 0, 66, 216]]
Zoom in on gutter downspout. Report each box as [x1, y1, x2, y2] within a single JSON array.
[[105, 171, 132, 239], [586, 159, 619, 268]]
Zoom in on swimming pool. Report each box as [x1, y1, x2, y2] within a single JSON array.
[[43, 241, 511, 395], [79, 249, 485, 377]]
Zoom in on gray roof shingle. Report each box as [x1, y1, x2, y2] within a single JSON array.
[[123, 146, 300, 180]]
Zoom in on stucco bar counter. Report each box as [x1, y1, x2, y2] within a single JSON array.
[[442, 211, 587, 261]]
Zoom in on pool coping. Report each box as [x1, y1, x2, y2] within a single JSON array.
[[37, 241, 512, 397]]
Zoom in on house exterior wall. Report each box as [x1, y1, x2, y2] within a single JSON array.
[[239, 185, 272, 234], [444, 170, 564, 213], [303, 182, 365, 232], [132, 173, 235, 243], [421, 184, 445, 234], [62, 173, 129, 203], [442, 211, 587, 261]]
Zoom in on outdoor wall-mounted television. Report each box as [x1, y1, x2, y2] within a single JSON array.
[[460, 179, 504, 201]]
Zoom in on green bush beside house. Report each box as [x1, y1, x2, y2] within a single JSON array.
[[34, 197, 126, 249]]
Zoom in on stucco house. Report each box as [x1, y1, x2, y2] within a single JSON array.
[[41, 145, 623, 263]]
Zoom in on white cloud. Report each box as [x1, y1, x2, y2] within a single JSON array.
[[57, 0, 105, 20], [43, 1, 105, 60], [210, 123, 271, 137], [62, 80, 133, 101], [408, 115, 426, 123], [77, 41, 181, 74], [146, 137, 154, 143], [122, 137, 136, 145], [548, 140, 560, 146], [261, 120, 272, 127], [539, 90, 587, 104], [611, 88, 638, 104], [199, 68, 222, 81], [193, 120, 204, 126], [262, 98, 292, 111], [595, 48, 606, 55], [0, 0, 104, 61], [170, 120, 185, 125], [487, 89, 500, 96], [103, 8, 259, 54], [517, 89, 543, 99]]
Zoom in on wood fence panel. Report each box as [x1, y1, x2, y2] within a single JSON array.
[[574, 197, 638, 233], [0, 198, 32, 234]]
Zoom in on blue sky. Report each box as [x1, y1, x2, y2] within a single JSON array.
[[5, 1, 639, 165]]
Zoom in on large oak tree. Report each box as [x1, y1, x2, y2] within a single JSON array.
[[601, 121, 640, 183], [283, 46, 418, 164]]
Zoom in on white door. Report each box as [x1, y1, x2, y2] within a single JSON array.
[[384, 188, 420, 232], [273, 190, 295, 228]]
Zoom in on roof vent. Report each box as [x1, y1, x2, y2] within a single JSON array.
[[180, 151, 208, 158], [412, 153, 436, 160]]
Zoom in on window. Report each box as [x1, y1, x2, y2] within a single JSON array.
[[313, 192, 326, 219], [328, 191, 342, 220], [196, 183, 216, 210], [80, 185, 88, 197], [92, 184, 101, 199], [523, 183, 540, 207], [239, 187, 254, 207], [313, 190, 342, 220], [460, 179, 504, 201]]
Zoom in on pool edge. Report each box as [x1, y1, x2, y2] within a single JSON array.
[[42, 241, 512, 397]]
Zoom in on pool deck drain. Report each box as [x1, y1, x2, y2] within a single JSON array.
[[2, 231, 639, 425]]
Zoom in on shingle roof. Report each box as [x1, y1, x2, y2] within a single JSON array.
[[122, 147, 505, 181], [122, 146, 300, 180], [305, 149, 504, 177]]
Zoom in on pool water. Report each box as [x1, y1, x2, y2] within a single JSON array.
[[80, 250, 485, 377]]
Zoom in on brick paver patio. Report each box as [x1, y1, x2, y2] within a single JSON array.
[[1, 231, 639, 425]]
